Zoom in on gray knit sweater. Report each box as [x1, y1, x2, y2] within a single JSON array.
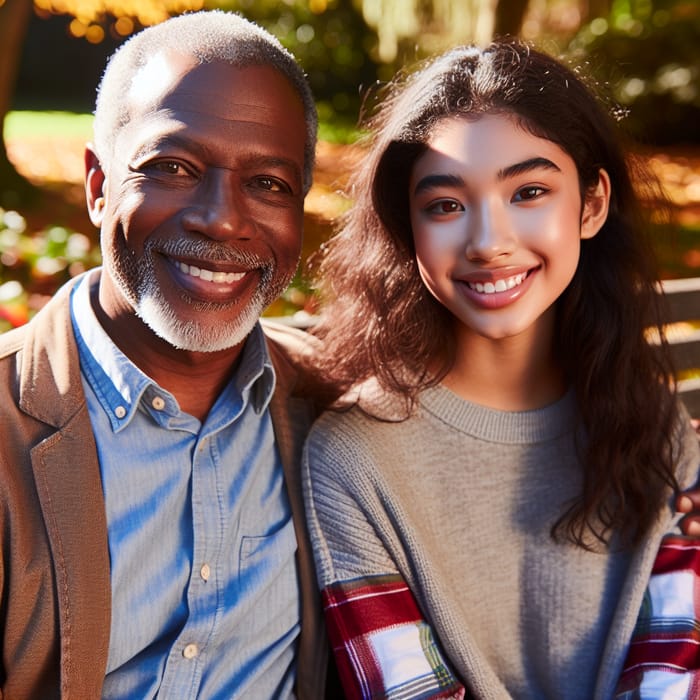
[[303, 385, 700, 699]]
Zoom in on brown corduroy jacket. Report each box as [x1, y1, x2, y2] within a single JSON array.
[[0, 273, 329, 700]]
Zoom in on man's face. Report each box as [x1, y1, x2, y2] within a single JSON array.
[[87, 53, 307, 352]]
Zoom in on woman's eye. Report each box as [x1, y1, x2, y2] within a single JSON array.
[[426, 199, 463, 214], [514, 186, 547, 202]]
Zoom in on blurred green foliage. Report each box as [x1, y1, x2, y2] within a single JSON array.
[[15, 0, 700, 144], [208, 0, 381, 127], [569, 0, 700, 144], [0, 207, 100, 332]]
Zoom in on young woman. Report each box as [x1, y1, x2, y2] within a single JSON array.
[[302, 41, 700, 699]]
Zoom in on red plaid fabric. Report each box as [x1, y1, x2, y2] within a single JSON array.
[[322, 574, 466, 699], [616, 536, 700, 698]]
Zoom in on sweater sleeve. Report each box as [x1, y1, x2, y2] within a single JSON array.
[[302, 419, 465, 700]]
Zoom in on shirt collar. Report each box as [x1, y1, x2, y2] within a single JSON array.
[[70, 270, 276, 433]]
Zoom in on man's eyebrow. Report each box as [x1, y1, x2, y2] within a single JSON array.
[[131, 134, 195, 161], [253, 156, 303, 174], [498, 157, 561, 180], [413, 173, 465, 196], [131, 138, 302, 180]]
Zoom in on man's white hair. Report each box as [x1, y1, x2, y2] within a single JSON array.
[[93, 10, 317, 193]]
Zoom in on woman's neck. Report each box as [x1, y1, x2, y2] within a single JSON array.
[[443, 320, 566, 411]]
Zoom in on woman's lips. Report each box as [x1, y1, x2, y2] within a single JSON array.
[[465, 271, 527, 294], [457, 267, 537, 309]]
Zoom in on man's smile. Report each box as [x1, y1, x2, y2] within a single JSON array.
[[176, 261, 247, 284]]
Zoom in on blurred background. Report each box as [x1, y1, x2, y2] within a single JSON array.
[[0, 0, 698, 327]]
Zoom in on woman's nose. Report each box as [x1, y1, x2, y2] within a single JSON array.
[[464, 198, 516, 262]]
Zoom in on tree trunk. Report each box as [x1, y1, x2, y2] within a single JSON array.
[[492, 0, 530, 38], [0, 0, 38, 209], [583, 0, 612, 25]]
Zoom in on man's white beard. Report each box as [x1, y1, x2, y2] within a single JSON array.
[[106, 235, 294, 353], [135, 286, 266, 352]]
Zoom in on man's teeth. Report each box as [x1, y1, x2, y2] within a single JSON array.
[[469, 273, 526, 294], [177, 262, 245, 284]]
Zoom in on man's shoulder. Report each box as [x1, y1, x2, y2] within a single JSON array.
[[261, 318, 318, 354], [260, 318, 320, 377], [0, 277, 78, 360], [0, 322, 29, 360]]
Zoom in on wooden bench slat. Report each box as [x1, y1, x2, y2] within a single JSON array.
[[668, 333, 700, 374], [660, 278, 700, 324], [660, 278, 700, 417], [677, 379, 700, 419]]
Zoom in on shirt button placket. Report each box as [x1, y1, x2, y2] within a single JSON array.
[[182, 643, 199, 660], [200, 563, 211, 582]]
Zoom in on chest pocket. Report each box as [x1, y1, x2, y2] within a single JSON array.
[[239, 516, 298, 590]]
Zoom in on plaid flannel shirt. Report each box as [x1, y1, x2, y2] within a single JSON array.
[[615, 535, 700, 698], [322, 574, 466, 699], [322, 536, 700, 699]]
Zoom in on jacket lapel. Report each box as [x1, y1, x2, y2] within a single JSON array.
[[21, 276, 111, 697], [266, 327, 328, 699]]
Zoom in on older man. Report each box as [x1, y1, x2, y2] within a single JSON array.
[[0, 11, 331, 699]]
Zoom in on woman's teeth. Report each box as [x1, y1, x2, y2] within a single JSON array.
[[468, 272, 527, 294], [177, 261, 245, 284]]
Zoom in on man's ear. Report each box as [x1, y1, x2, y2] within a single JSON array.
[[85, 144, 106, 227], [580, 168, 611, 240]]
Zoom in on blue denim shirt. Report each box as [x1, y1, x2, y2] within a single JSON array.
[[70, 272, 299, 699]]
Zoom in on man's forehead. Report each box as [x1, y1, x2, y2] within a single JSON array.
[[116, 53, 306, 175], [127, 50, 198, 107], [126, 52, 302, 123]]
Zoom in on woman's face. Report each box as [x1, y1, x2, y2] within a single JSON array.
[[409, 113, 609, 348]]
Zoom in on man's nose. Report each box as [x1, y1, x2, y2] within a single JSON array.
[[464, 198, 516, 262], [181, 170, 251, 241]]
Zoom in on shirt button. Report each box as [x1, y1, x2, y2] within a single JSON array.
[[200, 563, 211, 582], [115, 406, 126, 419], [182, 643, 199, 659], [151, 396, 166, 411]]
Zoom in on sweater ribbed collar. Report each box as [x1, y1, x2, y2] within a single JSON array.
[[419, 384, 577, 445]]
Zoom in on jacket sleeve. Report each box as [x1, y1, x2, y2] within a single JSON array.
[[302, 423, 465, 700]]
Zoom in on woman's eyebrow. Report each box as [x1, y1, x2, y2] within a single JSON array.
[[498, 157, 561, 180], [412, 157, 561, 196], [413, 173, 465, 196]]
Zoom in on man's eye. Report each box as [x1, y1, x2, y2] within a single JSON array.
[[149, 161, 188, 176], [514, 186, 547, 201], [253, 176, 292, 194]]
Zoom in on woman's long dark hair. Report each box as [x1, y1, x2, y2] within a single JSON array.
[[310, 40, 679, 548]]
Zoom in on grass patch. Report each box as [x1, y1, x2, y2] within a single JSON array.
[[5, 109, 364, 144], [5, 111, 94, 140]]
